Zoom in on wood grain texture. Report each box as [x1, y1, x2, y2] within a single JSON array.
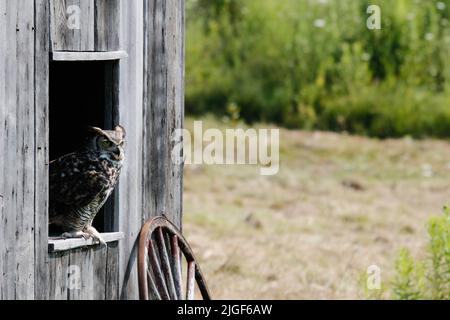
[[0, 0, 6, 300], [47, 241, 120, 300], [67, 248, 94, 299], [48, 232, 124, 252], [48, 251, 69, 299], [51, 50, 127, 61], [117, 0, 144, 300], [117, 0, 184, 299], [0, 0, 36, 299], [50, 0, 95, 51], [165, 0, 185, 228], [106, 241, 120, 299], [142, 0, 168, 223], [50, 0, 120, 52], [1, 0, 184, 300], [92, 246, 107, 299], [94, 0, 120, 51], [142, 0, 184, 227], [34, 0, 50, 300]]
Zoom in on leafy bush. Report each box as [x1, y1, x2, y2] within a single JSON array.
[[186, 0, 450, 138], [392, 208, 450, 300]]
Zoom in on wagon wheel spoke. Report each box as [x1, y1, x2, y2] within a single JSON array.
[[186, 260, 196, 300], [171, 235, 183, 299], [156, 227, 178, 299], [146, 269, 161, 300], [147, 238, 170, 300], [138, 216, 211, 300]]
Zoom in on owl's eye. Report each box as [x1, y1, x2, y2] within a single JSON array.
[[99, 139, 113, 148]]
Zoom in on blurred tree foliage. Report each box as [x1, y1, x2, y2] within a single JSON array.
[[186, 0, 450, 138]]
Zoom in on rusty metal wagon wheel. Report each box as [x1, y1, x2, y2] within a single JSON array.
[[138, 216, 211, 300]]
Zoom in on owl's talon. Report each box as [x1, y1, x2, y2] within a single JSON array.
[[61, 231, 91, 240], [83, 226, 107, 246]]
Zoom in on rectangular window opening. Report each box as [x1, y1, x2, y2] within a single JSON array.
[[49, 60, 119, 237]]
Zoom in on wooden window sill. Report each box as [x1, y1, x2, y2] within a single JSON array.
[[51, 50, 128, 61], [48, 232, 124, 253]]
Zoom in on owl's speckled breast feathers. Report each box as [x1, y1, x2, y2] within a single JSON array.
[[49, 125, 125, 244]]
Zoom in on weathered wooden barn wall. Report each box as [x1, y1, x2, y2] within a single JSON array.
[[46, 243, 119, 299], [34, 0, 50, 300], [0, 0, 184, 299], [0, 0, 36, 299], [116, 0, 144, 300], [142, 0, 184, 229], [119, 0, 185, 299], [50, 0, 120, 51]]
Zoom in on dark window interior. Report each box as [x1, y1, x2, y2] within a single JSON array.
[[49, 60, 119, 235]]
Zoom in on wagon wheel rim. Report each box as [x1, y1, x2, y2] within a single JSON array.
[[138, 216, 211, 300]]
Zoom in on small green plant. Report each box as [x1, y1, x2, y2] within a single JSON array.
[[392, 208, 450, 300]]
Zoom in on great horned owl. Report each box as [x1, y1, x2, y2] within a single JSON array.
[[49, 125, 125, 245]]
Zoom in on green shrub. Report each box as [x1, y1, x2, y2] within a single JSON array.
[[392, 208, 450, 300], [186, 0, 450, 138]]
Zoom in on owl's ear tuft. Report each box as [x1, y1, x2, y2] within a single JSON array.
[[87, 126, 106, 136], [115, 125, 126, 139]]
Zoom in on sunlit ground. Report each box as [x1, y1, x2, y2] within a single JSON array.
[[183, 116, 450, 299]]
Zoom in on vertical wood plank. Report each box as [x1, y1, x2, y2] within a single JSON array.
[[143, 0, 168, 223], [106, 241, 120, 300], [165, 0, 184, 228], [67, 249, 80, 300], [47, 245, 121, 300], [0, 0, 36, 299], [67, 248, 94, 300], [50, 0, 95, 51], [48, 251, 70, 300], [82, 248, 94, 299], [34, 0, 50, 300], [142, 0, 184, 228], [118, 0, 144, 300], [93, 246, 107, 300], [94, 0, 120, 51], [0, 0, 6, 300]]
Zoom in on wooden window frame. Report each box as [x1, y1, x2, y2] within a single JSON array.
[[47, 51, 126, 252]]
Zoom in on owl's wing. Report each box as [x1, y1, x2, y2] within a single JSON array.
[[49, 152, 108, 208]]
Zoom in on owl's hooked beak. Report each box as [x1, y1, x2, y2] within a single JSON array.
[[113, 148, 123, 161]]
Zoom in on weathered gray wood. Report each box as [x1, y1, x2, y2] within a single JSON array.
[[48, 251, 70, 299], [82, 248, 94, 299], [116, 0, 184, 299], [93, 245, 107, 300], [143, 0, 169, 223], [34, 0, 51, 300], [47, 243, 120, 300], [0, 0, 6, 300], [94, 0, 120, 51], [0, 0, 36, 299], [50, 0, 95, 51], [106, 241, 120, 299], [67, 248, 94, 299], [142, 0, 184, 227], [51, 50, 127, 61], [1, 0, 184, 300], [67, 248, 82, 300], [165, 0, 185, 228], [117, 0, 144, 300], [48, 232, 124, 252]]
